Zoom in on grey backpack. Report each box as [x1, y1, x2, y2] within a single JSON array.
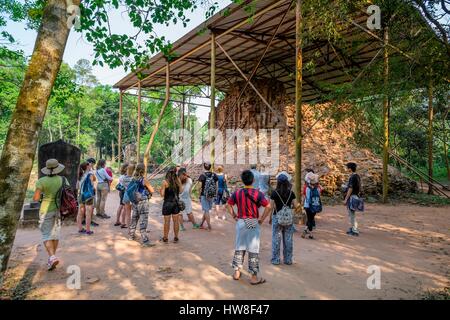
[[275, 191, 293, 226]]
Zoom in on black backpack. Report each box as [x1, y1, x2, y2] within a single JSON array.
[[204, 173, 217, 199]]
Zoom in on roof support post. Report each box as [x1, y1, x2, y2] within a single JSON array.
[[118, 90, 123, 167], [382, 26, 390, 203], [181, 92, 185, 159], [144, 61, 171, 174], [210, 32, 216, 169], [137, 81, 142, 162], [294, 0, 303, 200]]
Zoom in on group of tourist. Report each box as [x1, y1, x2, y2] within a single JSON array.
[[34, 157, 363, 285]]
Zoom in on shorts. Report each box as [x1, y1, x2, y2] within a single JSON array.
[[119, 190, 125, 205], [79, 197, 94, 206], [162, 200, 180, 216], [201, 195, 213, 213], [215, 189, 225, 205], [39, 211, 61, 242]]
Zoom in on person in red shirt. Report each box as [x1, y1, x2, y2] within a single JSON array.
[[227, 170, 271, 285]]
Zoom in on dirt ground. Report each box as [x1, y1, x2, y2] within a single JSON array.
[[2, 191, 449, 300]]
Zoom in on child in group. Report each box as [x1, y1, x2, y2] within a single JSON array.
[[178, 168, 200, 230], [120, 163, 135, 228], [77, 162, 96, 235], [302, 174, 323, 239], [114, 163, 128, 227]]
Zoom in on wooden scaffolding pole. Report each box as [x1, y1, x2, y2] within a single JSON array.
[[294, 0, 303, 200], [143, 61, 171, 173], [427, 78, 434, 195], [382, 27, 390, 203], [210, 32, 216, 168], [118, 90, 123, 167], [137, 81, 142, 162]]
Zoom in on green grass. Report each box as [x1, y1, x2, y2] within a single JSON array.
[[321, 193, 450, 207], [422, 287, 450, 300], [391, 192, 450, 206]]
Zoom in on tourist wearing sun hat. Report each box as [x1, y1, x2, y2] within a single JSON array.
[[33, 159, 66, 271]]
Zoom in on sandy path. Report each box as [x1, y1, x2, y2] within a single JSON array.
[[2, 191, 449, 300]]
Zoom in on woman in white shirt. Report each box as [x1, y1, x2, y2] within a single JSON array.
[[178, 168, 200, 230], [95, 159, 113, 219]]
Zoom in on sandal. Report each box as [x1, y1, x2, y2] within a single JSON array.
[[250, 278, 266, 285], [159, 237, 168, 243]]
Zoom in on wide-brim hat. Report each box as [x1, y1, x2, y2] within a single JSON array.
[[309, 174, 319, 185], [41, 159, 65, 175]]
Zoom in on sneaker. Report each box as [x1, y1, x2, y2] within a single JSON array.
[[346, 230, 359, 236], [47, 256, 59, 271], [193, 224, 200, 229], [221, 216, 226, 220], [97, 213, 111, 219], [142, 241, 155, 247]]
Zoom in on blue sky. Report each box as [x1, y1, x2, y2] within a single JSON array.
[[6, 1, 231, 122]]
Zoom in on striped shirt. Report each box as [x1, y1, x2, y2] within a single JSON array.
[[227, 187, 269, 219]]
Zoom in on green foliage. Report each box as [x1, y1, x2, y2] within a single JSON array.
[[0, 51, 26, 153]]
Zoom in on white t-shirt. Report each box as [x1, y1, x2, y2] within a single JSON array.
[[96, 168, 112, 183], [180, 178, 193, 200]]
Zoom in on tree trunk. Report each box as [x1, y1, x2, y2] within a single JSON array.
[[47, 124, 53, 142], [58, 113, 63, 140], [111, 140, 115, 164], [77, 110, 81, 146], [382, 26, 390, 203], [0, 0, 71, 282], [427, 80, 434, 195], [443, 109, 449, 181], [294, 0, 303, 200]]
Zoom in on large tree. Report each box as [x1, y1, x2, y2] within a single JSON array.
[[0, 0, 223, 282]]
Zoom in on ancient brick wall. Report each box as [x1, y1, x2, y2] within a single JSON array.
[[188, 80, 417, 196]]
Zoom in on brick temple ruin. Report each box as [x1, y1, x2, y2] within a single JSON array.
[[188, 79, 417, 197]]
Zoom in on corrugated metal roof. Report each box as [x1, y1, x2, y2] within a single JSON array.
[[113, 0, 386, 102]]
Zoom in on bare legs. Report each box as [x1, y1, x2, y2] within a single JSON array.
[[43, 240, 58, 257], [179, 212, 198, 229], [172, 214, 179, 239], [77, 204, 93, 232], [122, 203, 131, 227], [163, 214, 180, 241], [163, 216, 170, 240], [115, 205, 124, 224], [200, 212, 211, 230], [215, 204, 226, 220]]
